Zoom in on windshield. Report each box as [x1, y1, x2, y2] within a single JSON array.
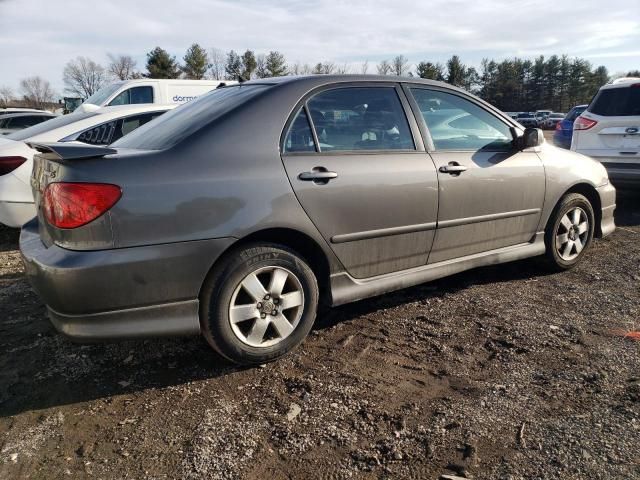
[[84, 83, 124, 106], [6, 112, 98, 140], [113, 84, 271, 150], [589, 86, 640, 116]]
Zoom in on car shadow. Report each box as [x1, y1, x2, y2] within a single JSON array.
[[0, 225, 20, 253], [0, 193, 637, 417], [614, 190, 640, 227]]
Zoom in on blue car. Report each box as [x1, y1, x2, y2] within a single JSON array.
[[553, 104, 587, 149]]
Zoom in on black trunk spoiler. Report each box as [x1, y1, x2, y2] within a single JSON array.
[[27, 142, 117, 161]]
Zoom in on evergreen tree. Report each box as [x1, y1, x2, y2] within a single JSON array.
[[241, 50, 257, 80], [446, 55, 466, 87], [225, 50, 243, 80], [182, 43, 209, 79], [265, 51, 287, 77], [145, 47, 181, 79], [416, 61, 445, 81]]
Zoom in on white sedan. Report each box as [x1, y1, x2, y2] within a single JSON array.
[[0, 104, 176, 227]]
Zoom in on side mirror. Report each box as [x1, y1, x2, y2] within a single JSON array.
[[522, 127, 543, 149]]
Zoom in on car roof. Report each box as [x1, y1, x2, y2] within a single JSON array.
[[244, 74, 468, 93], [602, 77, 640, 89], [93, 104, 178, 115], [0, 111, 56, 119]]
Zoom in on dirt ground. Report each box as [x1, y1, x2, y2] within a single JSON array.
[[1, 188, 639, 479]]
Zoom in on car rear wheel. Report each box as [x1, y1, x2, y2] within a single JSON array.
[[544, 193, 595, 271], [200, 243, 319, 365]]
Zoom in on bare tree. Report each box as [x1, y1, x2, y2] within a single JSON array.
[[289, 61, 312, 76], [313, 62, 336, 75], [361, 60, 369, 74], [63, 56, 107, 98], [392, 55, 410, 76], [255, 54, 268, 79], [0, 86, 14, 107], [20, 76, 55, 109], [377, 60, 392, 75], [208, 47, 226, 80], [108, 54, 138, 80], [335, 63, 350, 74]]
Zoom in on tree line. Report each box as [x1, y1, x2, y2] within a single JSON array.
[[2, 42, 638, 112]]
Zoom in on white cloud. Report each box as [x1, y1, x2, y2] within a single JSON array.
[[0, 0, 638, 95]]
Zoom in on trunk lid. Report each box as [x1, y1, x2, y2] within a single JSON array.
[[29, 143, 119, 249]]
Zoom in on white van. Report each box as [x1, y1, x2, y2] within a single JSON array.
[[76, 79, 234, 113]]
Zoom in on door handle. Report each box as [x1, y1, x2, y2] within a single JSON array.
[[439, 162, 467, 175], [298, 167, 338, 184]]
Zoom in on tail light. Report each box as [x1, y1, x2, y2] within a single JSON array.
[[574, 116, 597, 130], [43, 182, 121, 229], [555, 121, 562, 131], [0, 156, 27, 176]]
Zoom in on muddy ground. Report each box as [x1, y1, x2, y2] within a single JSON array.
[[1, 189, 639, 480]]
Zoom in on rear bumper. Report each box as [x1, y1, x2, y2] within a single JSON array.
[[596, 182, 616, 238], [0, 200, 36, 228], [20, 219, 235, 340], [575, 153, 640, 188], [602, 163, 640, 188]]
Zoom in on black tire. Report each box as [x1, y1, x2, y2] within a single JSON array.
[[544, 193, 595, 271], [200, 243, 319, 365]]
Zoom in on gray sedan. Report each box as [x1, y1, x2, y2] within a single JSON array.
[[21, 75, 616, 365]]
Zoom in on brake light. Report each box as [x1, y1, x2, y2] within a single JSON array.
[[574, 116, 597, 130], [43, 182, 121, 229], [0, 156, 27, 176], [555, 121, 562, 131]]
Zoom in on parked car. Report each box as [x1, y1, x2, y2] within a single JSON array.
[[553, 105, 587, 149], [0, 104, 175, 227], [516, 112, 539, 128], [571, 77, 640, 188], [0, 112, 57, 135], [544, 112, 566, 129], [21, 76, 615, 365], [76, 79, 234, 113], [535, 110, 552, 122]]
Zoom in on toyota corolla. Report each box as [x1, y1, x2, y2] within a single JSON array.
[[21, 75, 616, 365]]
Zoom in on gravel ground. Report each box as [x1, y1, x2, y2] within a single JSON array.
[[0, 190, 639, 480]]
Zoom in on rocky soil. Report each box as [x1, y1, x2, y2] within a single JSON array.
[[1, 192, 639, 480]]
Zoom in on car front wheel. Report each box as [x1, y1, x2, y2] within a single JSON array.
[[200, 243, 319, 365], [544, 193, 595, 271]]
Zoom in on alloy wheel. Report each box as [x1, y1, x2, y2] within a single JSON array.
[[228, 266, 305, 348], [555, 207, 589, 261]]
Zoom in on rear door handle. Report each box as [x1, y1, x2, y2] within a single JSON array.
[[439, 162, 467, 175], [298, 167, 338, 184]]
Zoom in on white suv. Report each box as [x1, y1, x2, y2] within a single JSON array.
[[571, 77, 640, 188]]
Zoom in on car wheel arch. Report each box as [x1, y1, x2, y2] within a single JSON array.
[[198, 227, 333, 308], [549, 183, 602, 238]]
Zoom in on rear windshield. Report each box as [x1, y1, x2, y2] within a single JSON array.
[[589, 86, 640, 116], [7, 112, 98, 140], [112, 84, 271, 150]]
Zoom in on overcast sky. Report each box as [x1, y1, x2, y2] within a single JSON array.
[[1, 0, 638, 97]]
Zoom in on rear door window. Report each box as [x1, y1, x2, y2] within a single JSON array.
[[589, 86, 640, 116], [7, 115, 46, 128], [410, 88, 513, 151], [305, 87, 415, 152], [283, 108, 316, 153]]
